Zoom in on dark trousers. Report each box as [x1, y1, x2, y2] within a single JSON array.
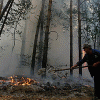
[[94, 66, 100, 99]]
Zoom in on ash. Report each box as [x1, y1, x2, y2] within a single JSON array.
[[0, 74, 94, 100]]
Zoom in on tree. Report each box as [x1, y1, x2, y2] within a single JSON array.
[[70, 0, 73, 75], [31, 0, 45, 71], [38, 0, 45, 70], [31, 0, 78, 74], [0, 0, 3, 15], [81, 0, 100, 49], [0, 0, 11, 21], [78, 0, 82, 75], [0, 0, 33, 35], [0, 0, 14, 36], [42, 0, 52, 69]]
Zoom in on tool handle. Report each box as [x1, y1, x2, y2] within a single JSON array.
[[53, 65, 92, 71]]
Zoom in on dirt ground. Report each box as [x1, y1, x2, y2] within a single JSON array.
[[0, 75, 96, 100], [0, 84, 94, 100]]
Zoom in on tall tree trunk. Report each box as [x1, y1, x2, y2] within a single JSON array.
[[78, 0, 82, 75], [98, 1, 100, 49], [38, 0, 45, 70], [0, 0, 14, 36], [42, 0, 52, 68], [31, 3, 45, 71], [70, 0, 73, 75], [31, 14, 41, 70], [0, 0, 3, 15], [97, 0, 100, 50]]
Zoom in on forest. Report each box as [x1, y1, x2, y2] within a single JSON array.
[[0, 0, 100, 99]]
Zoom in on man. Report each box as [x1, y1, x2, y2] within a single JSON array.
[[71, 44, 100, 99]]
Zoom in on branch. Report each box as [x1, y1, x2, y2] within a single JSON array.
[[49, 31, 59, 40]]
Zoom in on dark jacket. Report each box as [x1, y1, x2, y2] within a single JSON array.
[[76, 49, 100, 77]]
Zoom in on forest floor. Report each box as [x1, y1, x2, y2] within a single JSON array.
[[0, 86, 94, 100], [0, 75, 95, 100]]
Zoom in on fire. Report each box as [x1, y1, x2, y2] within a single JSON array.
[[10, 76, 14, 83], [5, 76, 39, 86]]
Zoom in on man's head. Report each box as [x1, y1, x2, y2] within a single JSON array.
[[83, 44, 92, 54]]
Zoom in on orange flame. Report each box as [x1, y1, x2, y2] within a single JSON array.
[[7, 76, 38, 86]]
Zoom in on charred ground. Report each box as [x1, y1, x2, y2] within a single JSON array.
[[0, 75, 94, 100]]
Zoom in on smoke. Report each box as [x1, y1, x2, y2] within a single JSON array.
[[32, 65, 94, 88], [41, 74, 94, 88], [0, 0, 94, 89], [33, 74, 94, 89]]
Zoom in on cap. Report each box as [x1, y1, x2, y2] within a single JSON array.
[[83, 44, 92, 49]]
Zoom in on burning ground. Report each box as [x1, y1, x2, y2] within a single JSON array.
[[0, 75, 94, 100]]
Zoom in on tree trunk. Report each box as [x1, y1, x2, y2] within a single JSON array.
[[31, 14, 41, 70], [98, 1, 100, 50], [97, 0, 100, 50], [78, 0, 82, 75], [70, 0, 73, 75], [38, 0, 45, 70], [42, 0, 52, 68], [31, 2, 45, 70], [0, 0, 3, 15], [0, 0, 14, 36], [0, 0, 12, 21]]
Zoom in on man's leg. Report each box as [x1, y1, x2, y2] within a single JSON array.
[[94, 75, 100, 99]]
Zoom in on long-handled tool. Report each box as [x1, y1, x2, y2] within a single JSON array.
[[52, 65, 92, 72], [38, 65, 67, 75], [38, 65, 92, 75]]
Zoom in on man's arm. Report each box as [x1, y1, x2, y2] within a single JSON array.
[[71, 54, 87, 69]]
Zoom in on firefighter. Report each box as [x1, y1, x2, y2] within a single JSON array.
[[71, 44, 100, 99]]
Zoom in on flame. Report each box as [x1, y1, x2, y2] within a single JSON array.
[[0, 75, 40, 87], [10, 76, 14, 83], [5, 76, 39, 86]]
